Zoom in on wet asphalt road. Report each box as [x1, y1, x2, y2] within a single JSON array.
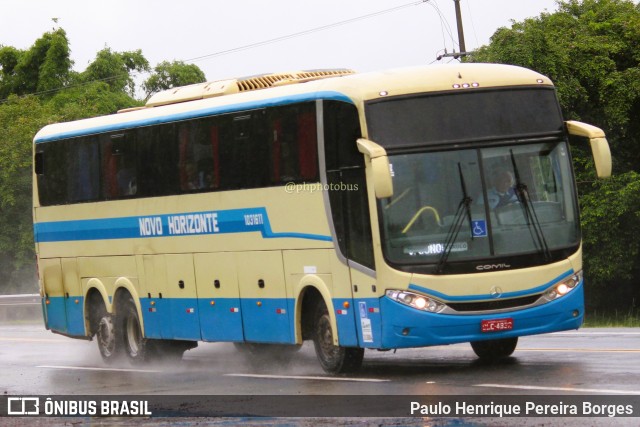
[[1, 322, 639, 426]]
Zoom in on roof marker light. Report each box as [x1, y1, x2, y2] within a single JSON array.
[[537, 79, 544, 84], [472, 82, 480, 87], [379, 91, 389, 97], [452, 84, 461, 89]]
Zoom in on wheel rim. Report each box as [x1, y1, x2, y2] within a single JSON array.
[[97, 316, 115, 357], [317, 314, 341, 362]]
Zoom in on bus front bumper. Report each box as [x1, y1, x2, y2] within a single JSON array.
[[379, 283, 584, 349]]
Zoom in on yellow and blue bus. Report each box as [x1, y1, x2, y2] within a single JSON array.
[[33, 64, 611, 373]]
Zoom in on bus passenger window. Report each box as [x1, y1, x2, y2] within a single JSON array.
[[102, 134, 137, 198], [178, 122, 215, 192], [115, 155, 137, 196]]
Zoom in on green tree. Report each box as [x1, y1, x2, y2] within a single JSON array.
[[471, 0, 640, 309], [0, 96, 53, 292], [142, 60, 206, 99], [0, 29, 72, 98], [80, 48, 150, 97]]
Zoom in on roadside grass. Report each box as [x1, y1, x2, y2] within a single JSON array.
[[584, 309, 640, 327]]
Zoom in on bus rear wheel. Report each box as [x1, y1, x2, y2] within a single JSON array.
[[470, 337, 518, 361], [312, 305, 363, 374], [120, 297, 194, 364], [121, 298, 154, 364], [96, 313, 121, 363]]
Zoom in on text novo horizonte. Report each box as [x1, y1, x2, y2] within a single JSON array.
[[139, 212, 220, 237]]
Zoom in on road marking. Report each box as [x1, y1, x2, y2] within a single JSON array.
[[518, 348, 640, 353], [553, 332, 640, 336], [37, 365, 160, 373], [475, 384, 640, 395], [226, 373, 389, 382], [0, 337, 80, 343]]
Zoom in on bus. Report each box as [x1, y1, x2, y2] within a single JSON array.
[[33, 64, 611, 373]]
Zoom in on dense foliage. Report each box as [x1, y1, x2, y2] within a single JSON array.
[[0, 28, 205, 293], [472, 0, 640, 311]]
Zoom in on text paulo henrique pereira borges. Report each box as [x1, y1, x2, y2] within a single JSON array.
[[410, 400, 634, 417]]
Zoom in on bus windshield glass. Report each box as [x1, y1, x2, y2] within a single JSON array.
[[378, 141, 579, 271]]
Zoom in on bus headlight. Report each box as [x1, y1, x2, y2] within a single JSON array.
[[543, 271, 582, 301], [386, 290, 446, 313]]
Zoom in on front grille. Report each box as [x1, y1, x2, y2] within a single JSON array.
[[447, 294, 541, 312]]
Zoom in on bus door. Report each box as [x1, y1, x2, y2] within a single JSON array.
[[142, 254, 201, 341], [194, 252, 244, 341], [237, 251, 292, 343], [338, 167, 382, 349], [323, 100, 380, 347]]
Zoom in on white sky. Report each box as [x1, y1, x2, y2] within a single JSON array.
[[1, 0, 558, 84]]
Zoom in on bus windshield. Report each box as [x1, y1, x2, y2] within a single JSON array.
[[378, 141, 580, 272]]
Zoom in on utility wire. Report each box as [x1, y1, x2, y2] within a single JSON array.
[[1, 0, 430, 103], [185, 0, 429, 64]]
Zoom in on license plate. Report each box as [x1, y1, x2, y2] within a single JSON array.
[[481, 318, 514, 332]]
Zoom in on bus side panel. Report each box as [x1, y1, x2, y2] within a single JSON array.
[[349, 269, 382, 348], [40, 258, 67, 333], [237, 251, 292, 344], [194, 252, 244, 342], [165, 254, 201, 341], [141, 255, 173, 339], [61, 258, 85, 336], [332, 297, 359, 346], [353, 297, 382, 348]]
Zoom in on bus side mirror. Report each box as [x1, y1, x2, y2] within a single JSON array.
[[566, 121, 612, 178], [357, 138, 394, 198]]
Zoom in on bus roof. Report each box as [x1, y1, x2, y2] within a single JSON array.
[[34, 63, 552, 144]]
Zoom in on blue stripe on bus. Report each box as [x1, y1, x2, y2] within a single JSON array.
[[33, 207, 332, 243], [408, 269, 575, 302], [34, 91, 353, 143]]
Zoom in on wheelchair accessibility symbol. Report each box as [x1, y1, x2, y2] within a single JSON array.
[[472, 220, 488, 237]]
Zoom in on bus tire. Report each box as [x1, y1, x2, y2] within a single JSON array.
[[121, 298, 153, 364], [96, 313, 122, 363], [312, 304, 364, 374], [470, 337, 518, 361]]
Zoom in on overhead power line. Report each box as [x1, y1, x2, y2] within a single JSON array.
[[1, 0, 431, 103], [184, 0, 429, 64]]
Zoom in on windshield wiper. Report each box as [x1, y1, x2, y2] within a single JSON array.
[[510, 150, 551, 260], [436, 163, 473, 273]]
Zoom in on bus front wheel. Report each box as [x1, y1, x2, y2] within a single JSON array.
[[470, 337, 518, 361], [312, 304, 364, 374]]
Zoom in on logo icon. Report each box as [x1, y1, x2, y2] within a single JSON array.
[[490, 286, 503, 299], [7, 397, 40, 415]]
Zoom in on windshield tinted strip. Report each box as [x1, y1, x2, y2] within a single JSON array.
[[408, 269, 575, 302], [366, 87, 563, 148]]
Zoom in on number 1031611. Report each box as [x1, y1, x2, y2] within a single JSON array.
[[481, 318, 514, 332]]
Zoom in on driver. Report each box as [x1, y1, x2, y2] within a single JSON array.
[[484, 169, 518, 209]]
